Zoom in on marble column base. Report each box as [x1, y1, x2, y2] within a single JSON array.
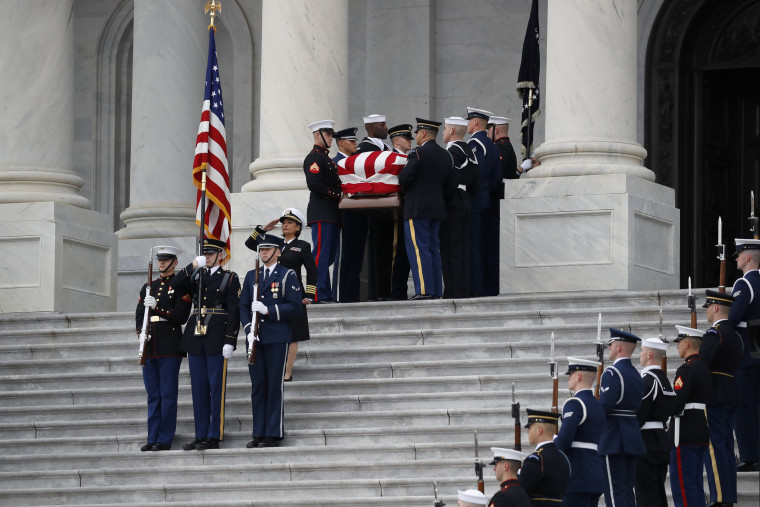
[[117, 202, 197, 240], [242, 157, 308, 193], [0, 203, 117, 313], [500, 174, 679, 294]]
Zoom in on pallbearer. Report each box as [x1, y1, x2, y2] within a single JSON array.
[[487, 447, 531, 507], [554, 357, 605, 507], [519, 409, 570, 506], [135, 246, 191, 451]]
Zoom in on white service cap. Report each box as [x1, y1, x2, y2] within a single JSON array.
[[457, 489, 487, 505], [307, 119, 335, 132], [444, 116, 469, 126]]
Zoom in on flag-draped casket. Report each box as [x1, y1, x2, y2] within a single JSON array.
[[336, 151, 407, 209]]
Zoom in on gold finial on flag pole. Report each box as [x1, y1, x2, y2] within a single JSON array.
[[205, 0, 221, 31]]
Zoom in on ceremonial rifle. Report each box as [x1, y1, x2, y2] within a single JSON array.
[[594, 313, 603, 400], [658, 308, 667, 373], [717, 216, 726, 293], [433, 481, 445, 507], [138, 247, 154, 367], [248, 255, 260, 365], [474, 430, 485, 493], [550, 332, 558, 413], [512, 382, 521, 451], [687, 276, 698, 328], [750, 191, 759, 240]]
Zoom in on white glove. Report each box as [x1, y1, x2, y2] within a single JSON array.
[[251, 301, 269, 315], [195, 255, 207, 268], [520, 158, 533, 172], [222, 344, 234, 359], [143, 295, 157, 309], [247, 331, 260, 343]]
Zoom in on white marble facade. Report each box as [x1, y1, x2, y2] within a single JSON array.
[[0, 0, 677, 312]]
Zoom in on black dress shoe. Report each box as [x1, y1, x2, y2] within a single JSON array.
[[410, 294, 433, 301], [737, 461, 759, 472], [151, 443, 171, 451], [141, 443, 155, 452], [258, 437, 280, 448], [182, 438, 204, 451], [246, 437, 264, 448], [284, 375, 293, 382], [197, 438, 219, 450]]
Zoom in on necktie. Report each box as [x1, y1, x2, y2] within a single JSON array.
[[262, 268, 270, 288]]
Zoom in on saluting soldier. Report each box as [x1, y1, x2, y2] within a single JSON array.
[[398, 118, 454, 300], [487, 447, 531, 507], [598, 328, 645, 507], [245, 208, 317, 382], [386, 123, 413, 300], [701, 290, 743, 505], [171, 238, 240, 451], [303, 119, 341, 303], [668, 325, 711, 507], [554, 357, 605, 507], [135, 246, 192, 451], [634, 338, 676, 507], [519, 409, 570, 506], [239, 234, 302, 448]]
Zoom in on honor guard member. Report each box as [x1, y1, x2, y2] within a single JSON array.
[[634, 338, 676, 507], [466, 107, 502, 297], [669, 325, 711, 507], [398, 118, 454, 300], [487, 447, 531, 507], [728, 238, 760, 472], [440, 116, 479, 299], [519, 410, 570, 506], [554, 357, 606, 507], [457, 489, 488, 507], [172, 238, 240, 451], [135, 246, 192, 451], [386, 124, 413, 300], [598, 328, 646, 507], [245, 208, 317, 382], [303, 119, 341, 303], [701, 290, 743, 505], [239, 234, 302, 448], [488, 116, 520, 181]]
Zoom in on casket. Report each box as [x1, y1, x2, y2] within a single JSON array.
[[337, 151, 406, 212]]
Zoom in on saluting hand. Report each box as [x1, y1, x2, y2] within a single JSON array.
[[263, 219, 279, 232], [193, 255, 207, 269]]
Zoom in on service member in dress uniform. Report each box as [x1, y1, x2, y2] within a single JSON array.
[[487, 447, 531, 507], [440, 116, 479, 299], [171, 238, 240, 451], [239, 234, 302, 448], [386, 123, 413, 300], [457, 488, 488, 507], [488, 116, 519, 181], [668, 325, 711, 507], [466, 107, 502, 297], [398, 118, 454, 300], [634, 338, 676, 507], [245, 208, 317, 382], [727, 238, 760, 472], [701, 290, 743, 506], [303, 119, 341, 303], [135, 246, 192, 451], [554, 357, 606, 507], [519, 409, 570, 506], [598, 328, 646, 507]]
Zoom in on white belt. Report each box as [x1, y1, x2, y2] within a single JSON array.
[[570, 441, 597, 451], [641, 421, 664, 430], [457, 184, 467, 191], [737, 321, 747, 328], [684, 403, 706, 410]]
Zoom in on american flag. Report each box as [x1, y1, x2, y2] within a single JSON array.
[[193, 27, 231, 262], [337, 151, 407, 196]]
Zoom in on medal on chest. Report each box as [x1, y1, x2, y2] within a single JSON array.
[[271, 281, 280, 299]]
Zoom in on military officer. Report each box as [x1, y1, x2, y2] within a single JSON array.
[[386, 123, 414, 300], [635, 337, 676, 507], [669, 325, 711, 507], [457, 489, 488, 507], [239, 235, 302, 448], [519, 409, 570, 506], [727, 238, 760, 472], [487, 447, 531, 507], [554, 357, 605, 507], [398, 118, 454, 300], [701, 290, 743, 505], [598, 328, 646, 507], [441, 116, 479, 299], [487, 116, 519, 181], [171, 238, 240, 451], [466, 107, 501, 297], [303, 119, 341, 303], [135, 246, 192, 451]]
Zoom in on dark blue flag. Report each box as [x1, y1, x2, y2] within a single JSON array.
[[517, 0, 540, 161]]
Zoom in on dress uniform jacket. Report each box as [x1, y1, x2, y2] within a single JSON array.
[[135, 274, 192, 357], [467, 130, 501, 214], [488, 478, 531, 507], [554, 388, 606, 495], [599, 357, 646, 455], [172, 263, 241, 355], [700, 320, 743, 405], [495, 136, 519, 181], [669, 353, 711, 446], [239, 264, 302, 345], [356, 137, 389, 154], [303, 144, 341, 225], [518, 441, 571, 506], [246, 226, 317, 341], [445, 140, 479, 213], [637, 366, 676, 453], [398, 140, 454, 221]]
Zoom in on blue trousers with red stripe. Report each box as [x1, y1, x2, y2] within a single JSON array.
[[669, 445, 707, 507], [310, 221, 340, 301], [404, 218, 442, 298]]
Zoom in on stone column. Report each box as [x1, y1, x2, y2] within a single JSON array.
[[232, 0, 348, 275], [501, 0, 679, 293], [0, 0, 117, 313]]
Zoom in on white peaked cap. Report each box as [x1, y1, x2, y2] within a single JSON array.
[[642, 337, 669, 351], [307, 119, 335, 132], [444, 116, 469, 126], [457, 489, 487, 505], [488, 116, 511, 125], [154, 245, 182, 257], [674, 325, 705, 338]]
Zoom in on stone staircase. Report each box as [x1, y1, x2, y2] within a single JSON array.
[[0, 290, 758, 506]]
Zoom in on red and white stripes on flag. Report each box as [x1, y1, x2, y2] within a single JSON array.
[[193, 27, 231, 262], [337, 151, 407, 196]]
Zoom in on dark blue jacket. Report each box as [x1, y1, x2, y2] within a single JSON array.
[[700, 319, 742, 405], [729, 270, 760, 364], [239, 263, 302, 346], [467, 130, 501, 213], [398, 139, 454, 221], [599, 357, 646, 455]]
